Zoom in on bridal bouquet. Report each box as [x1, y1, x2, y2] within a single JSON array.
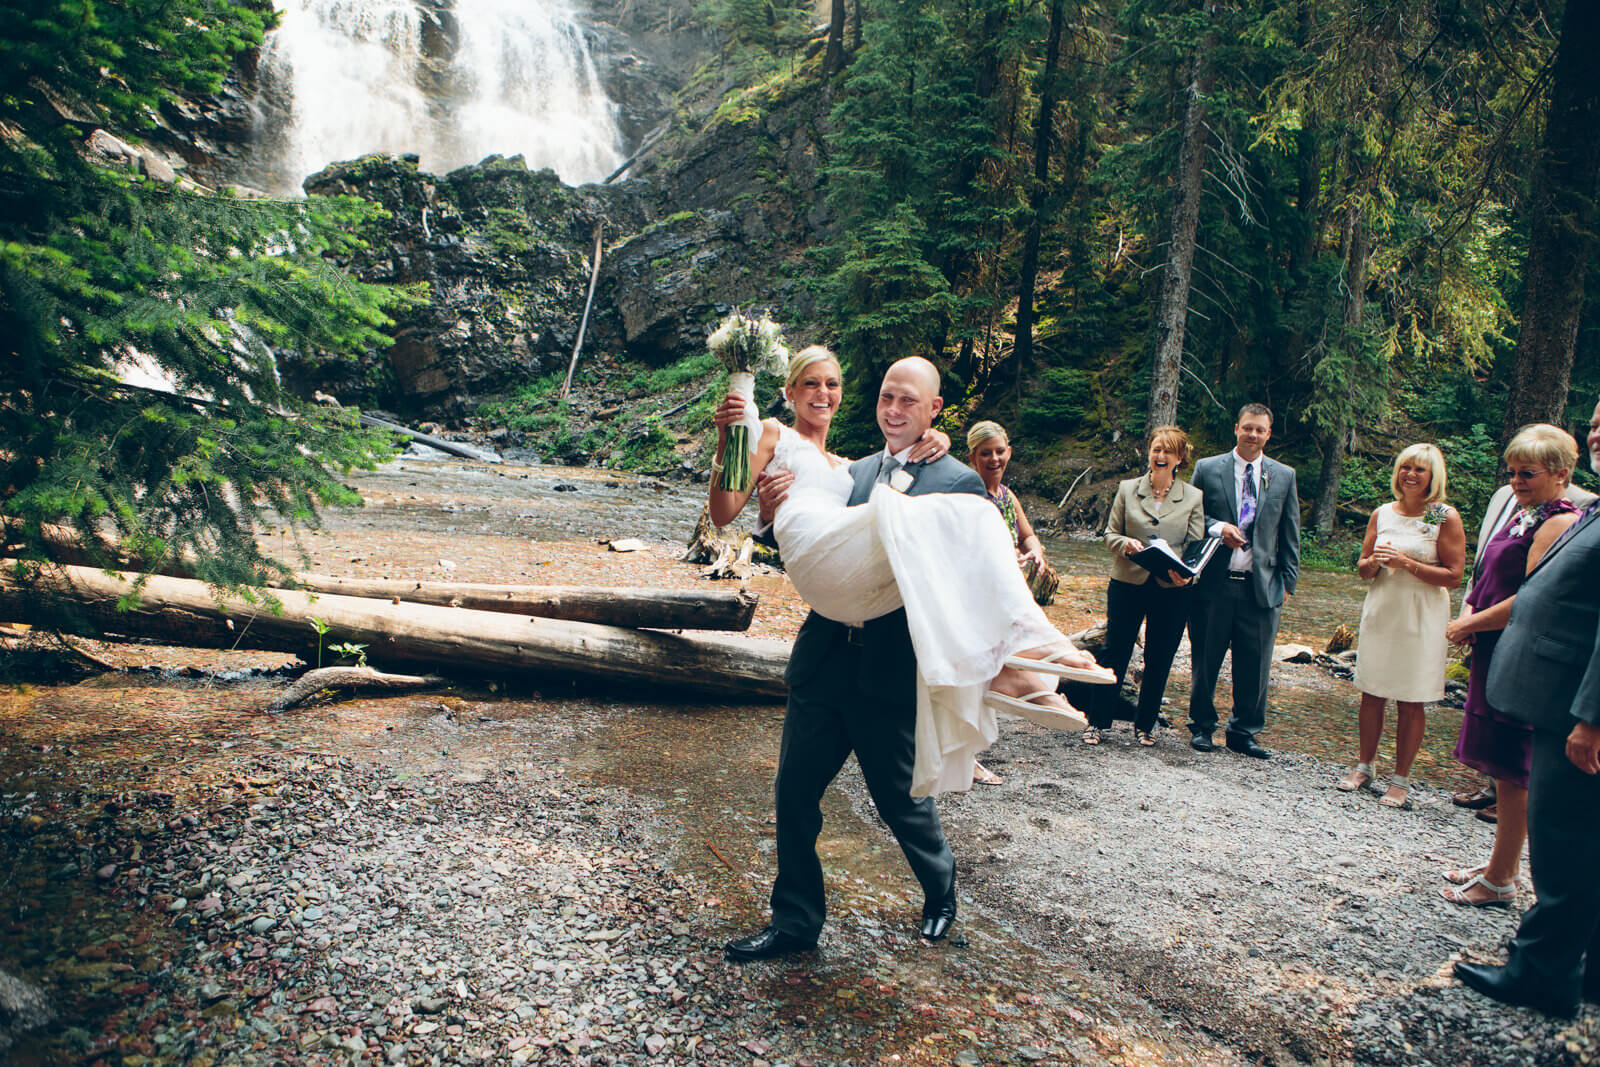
[[708, 310, 790, 493]]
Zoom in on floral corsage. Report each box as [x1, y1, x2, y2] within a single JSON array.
[[1509, 500, 1560, 538], [1419, 503, 1451, 527]]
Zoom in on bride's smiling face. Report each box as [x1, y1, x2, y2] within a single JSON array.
[[787, 361, 843, 431]]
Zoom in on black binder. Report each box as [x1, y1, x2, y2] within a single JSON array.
[[1127, 536, 1223, 580]]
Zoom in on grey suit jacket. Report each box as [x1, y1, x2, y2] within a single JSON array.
[[1103, 474, 1206, 586], [1190, 451, 1300, 609], [785, 451, 986, 689], [1486, 504, 1600, 734]]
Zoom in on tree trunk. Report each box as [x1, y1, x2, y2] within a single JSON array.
[[852, 0, 863, 51], [1309, 208, 1367, 533], [1145, 19, 1216, 431], [1502, 0, 1600, 441], [286, 575, 759, 631], [0, 564, 789, 702], [1012, 0, 1065, 374], [823, 0, 846, 75]]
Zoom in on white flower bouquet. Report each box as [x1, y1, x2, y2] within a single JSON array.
[[708, 310, 790, 493]]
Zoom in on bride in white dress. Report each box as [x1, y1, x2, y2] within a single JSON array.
[[709, 347, 1111, 795]]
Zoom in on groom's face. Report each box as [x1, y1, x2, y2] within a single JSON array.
[[877, 363, 942, 453]]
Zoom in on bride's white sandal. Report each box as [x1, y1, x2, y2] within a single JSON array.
[[984, 689, 1089, 731], [1002, 649, 1117, 685]]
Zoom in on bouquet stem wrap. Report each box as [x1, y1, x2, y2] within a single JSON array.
[[718, 371, 763, 493]]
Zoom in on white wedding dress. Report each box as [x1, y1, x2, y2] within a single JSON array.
[[769, 425, 1065, 796]]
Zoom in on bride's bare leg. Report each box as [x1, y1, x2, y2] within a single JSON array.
[[990, 665, 1073, 710]]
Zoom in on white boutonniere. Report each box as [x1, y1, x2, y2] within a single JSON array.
[[1259, 464, 1270, 494], [888, 467, 916, 493]]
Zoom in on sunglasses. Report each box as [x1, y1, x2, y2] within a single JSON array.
[[1504, 468, 1548, 481]]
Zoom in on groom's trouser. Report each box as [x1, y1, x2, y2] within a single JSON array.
[[770, 609, 955, 940]]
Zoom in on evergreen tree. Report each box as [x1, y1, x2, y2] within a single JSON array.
[[0, 0, 413, 589]]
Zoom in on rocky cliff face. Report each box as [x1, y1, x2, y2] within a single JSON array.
[[302, 72, 838, 421]]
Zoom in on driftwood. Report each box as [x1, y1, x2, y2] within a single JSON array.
[[286, 574, 758, 631], [560, 220, 604, 400], [0, 563, 788, 701], [268, 666, 446, 712], [359, 414, 500, 463]]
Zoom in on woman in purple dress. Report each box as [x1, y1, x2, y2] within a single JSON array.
[[1439, 424, 1581, 907]]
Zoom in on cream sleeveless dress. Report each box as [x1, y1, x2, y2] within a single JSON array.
[[1352, 502, 1451, 702], [769, 426, 1063, 795]]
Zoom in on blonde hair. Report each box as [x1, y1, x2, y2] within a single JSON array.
[[1148, 425, 1192, 468], [966, 420, 1009, 453], [1505, 423, 1578, 486], [1390, 443, 1448, 505], [784, 345, 839, 395]]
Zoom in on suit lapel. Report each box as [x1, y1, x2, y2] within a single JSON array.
[[1222, 454, 1240, 522]]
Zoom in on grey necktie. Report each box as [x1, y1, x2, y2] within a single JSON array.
[[876, 455, 901, 485]]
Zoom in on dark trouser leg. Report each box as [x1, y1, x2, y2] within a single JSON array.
[[850, 671, 954, 904], [1505, 730, 1600, 1002], [770, 676, 853, 940], [1092, 579, 1147, 729], [1187, 592, 1231, 737], [1225, 588, 1280, 744], [1135, 586, 1192, 733]]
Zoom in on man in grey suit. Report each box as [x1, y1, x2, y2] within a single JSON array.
[[1454, 397, 1600, 1018], [725, 357, 985, 962], [1186, 403, 1300, 759]]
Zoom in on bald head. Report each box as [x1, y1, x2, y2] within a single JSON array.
[[877, 357, 943, 453]]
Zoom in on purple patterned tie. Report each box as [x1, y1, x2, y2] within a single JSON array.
[[1240, 462, 1257, 531]]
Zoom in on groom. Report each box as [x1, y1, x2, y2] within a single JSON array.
[[725, 356, 987, 962]]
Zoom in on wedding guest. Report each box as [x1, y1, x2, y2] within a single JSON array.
[[1439, 424, 1581, 906], [967, 421, 1055, 601], [1338, 444, 1465, 807], [1091, 426, 1206, 746], [1453, 457, 1596, 817]]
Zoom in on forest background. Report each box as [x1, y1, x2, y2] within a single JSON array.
[[3, 0, 1599, 584]]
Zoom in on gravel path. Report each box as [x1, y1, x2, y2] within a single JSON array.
[[936, 713, 1600, 1066]]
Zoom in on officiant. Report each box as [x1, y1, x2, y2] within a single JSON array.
[[1089, 426, 1207, 747]]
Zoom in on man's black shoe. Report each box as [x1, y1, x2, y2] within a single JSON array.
[[1226, 738, 1271, 759], [1454, 962, 1576, 1018], [724, 926, 817, 963], [1189, 734, 1216, 753], [920, 889, 958, 941]]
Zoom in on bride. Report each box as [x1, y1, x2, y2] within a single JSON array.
[[709, 345, 1111, 795]]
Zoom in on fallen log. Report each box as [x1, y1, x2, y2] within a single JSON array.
[[285, 575, 758, 631], [268, 666, 447, 712], [359, 414, 500, 463], [0, 563, 788, 702]]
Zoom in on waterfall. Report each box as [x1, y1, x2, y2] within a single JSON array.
[[257, 0, 624, 194]]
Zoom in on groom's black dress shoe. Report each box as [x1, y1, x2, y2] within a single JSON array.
[[920, 889, 958, 941], [1226, 738, 1271, 760], [1189, 734, 1216, 753], [724, 926, 817, 963], [1454, 962, 1576, 1018]]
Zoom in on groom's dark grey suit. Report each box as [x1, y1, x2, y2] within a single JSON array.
[[769, 450, 986, 941]]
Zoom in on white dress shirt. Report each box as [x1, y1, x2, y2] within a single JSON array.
[[1208, 449, 1263, 573]]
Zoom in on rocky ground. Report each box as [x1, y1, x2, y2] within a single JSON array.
[[2, 457, 1596, 1065]]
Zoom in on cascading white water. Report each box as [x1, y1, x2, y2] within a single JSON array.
[[259, 0, 624, 194]]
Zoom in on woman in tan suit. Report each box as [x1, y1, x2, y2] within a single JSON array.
[[1089, 426, 1207, 746]]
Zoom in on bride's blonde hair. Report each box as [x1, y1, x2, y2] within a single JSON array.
[[784, 345, 840, 407]]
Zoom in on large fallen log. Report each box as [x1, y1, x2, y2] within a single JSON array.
[[0, 564, 788, 702], [285, 575, 758, 631]]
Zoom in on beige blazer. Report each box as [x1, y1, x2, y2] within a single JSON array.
[[1104, 474, 1207, 586]]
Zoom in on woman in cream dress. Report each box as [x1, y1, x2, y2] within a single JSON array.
[[1339, 444, 1465, 807]]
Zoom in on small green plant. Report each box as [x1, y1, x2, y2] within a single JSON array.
[[307, 616, 330, 668], [329, 642, 369, 668]]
